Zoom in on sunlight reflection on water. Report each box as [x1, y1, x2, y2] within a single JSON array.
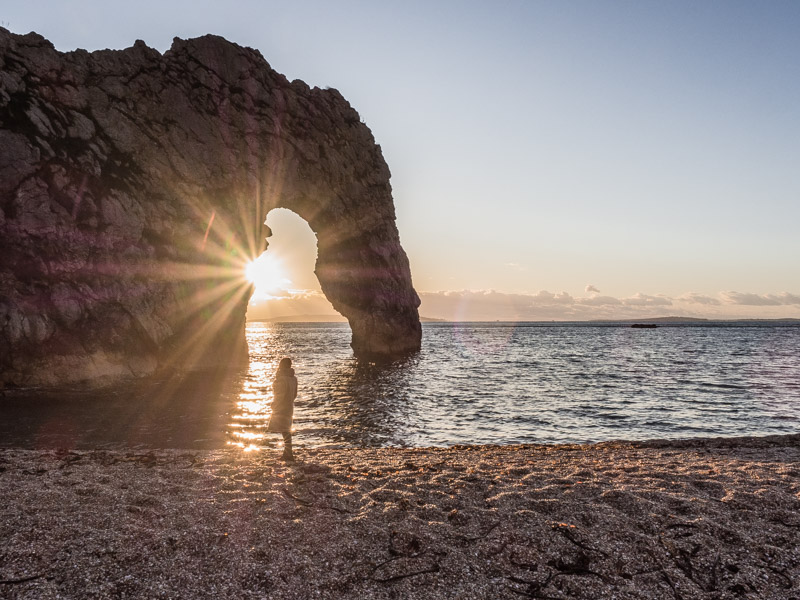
[[225, 321, 800, 451], [226, 322, 414, 450], [2, 322, 797, 452]]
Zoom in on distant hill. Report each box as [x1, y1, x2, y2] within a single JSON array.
[[590, 316, 800, 324], [590, 316, 710, 324]]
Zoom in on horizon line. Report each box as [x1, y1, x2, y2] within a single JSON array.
[[247, 315, 800, 324]]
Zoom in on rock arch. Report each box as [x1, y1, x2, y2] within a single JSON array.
[[0, 29, 421, 387]]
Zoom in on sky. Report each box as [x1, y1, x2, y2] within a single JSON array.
[[5, 1, 800, 320]]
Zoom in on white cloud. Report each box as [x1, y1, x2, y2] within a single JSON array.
[[530, 290, 575, 305], [420, 289, 627, 320], [504, 262, 527, 271], [247, 286, 800, 322], [246, 289, 340, 321], [720, 291, 800, 306], [585, 284, 600, 294], [417, 288, 800, 321], [577, 295, 622, 306], [622, 293, 673, 307], [677, 292, 721, 305]]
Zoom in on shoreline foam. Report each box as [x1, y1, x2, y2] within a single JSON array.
[[2, 435, 798, 598]]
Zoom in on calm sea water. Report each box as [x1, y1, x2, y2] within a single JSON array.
[[1, 322, 798, 450]]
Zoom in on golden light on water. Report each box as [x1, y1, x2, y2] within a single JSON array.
[[138, 192, 314, 452]]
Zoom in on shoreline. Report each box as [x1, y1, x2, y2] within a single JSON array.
[[2, 434, 799, 599]]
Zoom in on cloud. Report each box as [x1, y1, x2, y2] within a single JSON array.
[[585, 284, 600, 294], [721, 291, 800, 306], [246, 289, 340, 321], [419, 289, 579, 321], [722, 292, 780, 306], [248, 285, 800, 323], [530, 290, 575, 305], [576, 295, 622, 306], [622, 293, 672, 307], [677, 293, 721, 306], [504, 262, 527, 271]]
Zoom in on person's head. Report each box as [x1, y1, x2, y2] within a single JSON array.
[[278, 357, 292, 370]]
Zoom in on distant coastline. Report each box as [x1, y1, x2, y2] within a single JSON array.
[[247, 314, 800, 325], [588, 316, 800, 325], [247, 314, 448, 323]]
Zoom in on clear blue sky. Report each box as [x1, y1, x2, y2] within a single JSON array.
[[5, 1, 800, 320]]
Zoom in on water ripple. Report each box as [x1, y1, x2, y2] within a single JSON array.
[[2, 322, 798, 450], [227, 322, 800, 448]]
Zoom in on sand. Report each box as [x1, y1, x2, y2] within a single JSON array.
[[1, 435, 799, 599]]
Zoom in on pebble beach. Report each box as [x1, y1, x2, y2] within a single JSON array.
[[2, 435, 799, 599]]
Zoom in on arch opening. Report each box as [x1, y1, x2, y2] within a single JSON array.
[[245, 209, 341, 323]]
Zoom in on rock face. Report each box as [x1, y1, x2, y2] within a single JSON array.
[[0, 29, 421, 387]]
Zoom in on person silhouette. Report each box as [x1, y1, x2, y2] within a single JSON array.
[[267, 357, 298, 461]]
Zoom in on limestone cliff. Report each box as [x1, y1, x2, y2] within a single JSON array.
[[0, 29, 421, 387]]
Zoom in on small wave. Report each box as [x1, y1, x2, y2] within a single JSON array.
[[4, 323, 800, 449], [697, 382, 748, 390]]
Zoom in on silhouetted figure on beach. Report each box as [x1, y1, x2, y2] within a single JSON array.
[[267, 357, 298, 461]]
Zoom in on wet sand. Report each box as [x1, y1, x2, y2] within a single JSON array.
[[1, 435, 799, 599]]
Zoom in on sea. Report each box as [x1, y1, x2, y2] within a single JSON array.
[[1, 322, 798, 451]]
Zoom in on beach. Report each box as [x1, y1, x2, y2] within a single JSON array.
[[1, 435, 798, 599]]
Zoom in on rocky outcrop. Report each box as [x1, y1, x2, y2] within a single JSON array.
[[0, 29, 421, 387]]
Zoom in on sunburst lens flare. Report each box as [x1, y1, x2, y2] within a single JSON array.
[[245, 254, 290, 299]]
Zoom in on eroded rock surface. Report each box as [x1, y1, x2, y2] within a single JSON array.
[[0, 29, 421, 387]]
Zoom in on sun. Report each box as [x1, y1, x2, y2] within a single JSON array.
[[245, 254, 290, 298]]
